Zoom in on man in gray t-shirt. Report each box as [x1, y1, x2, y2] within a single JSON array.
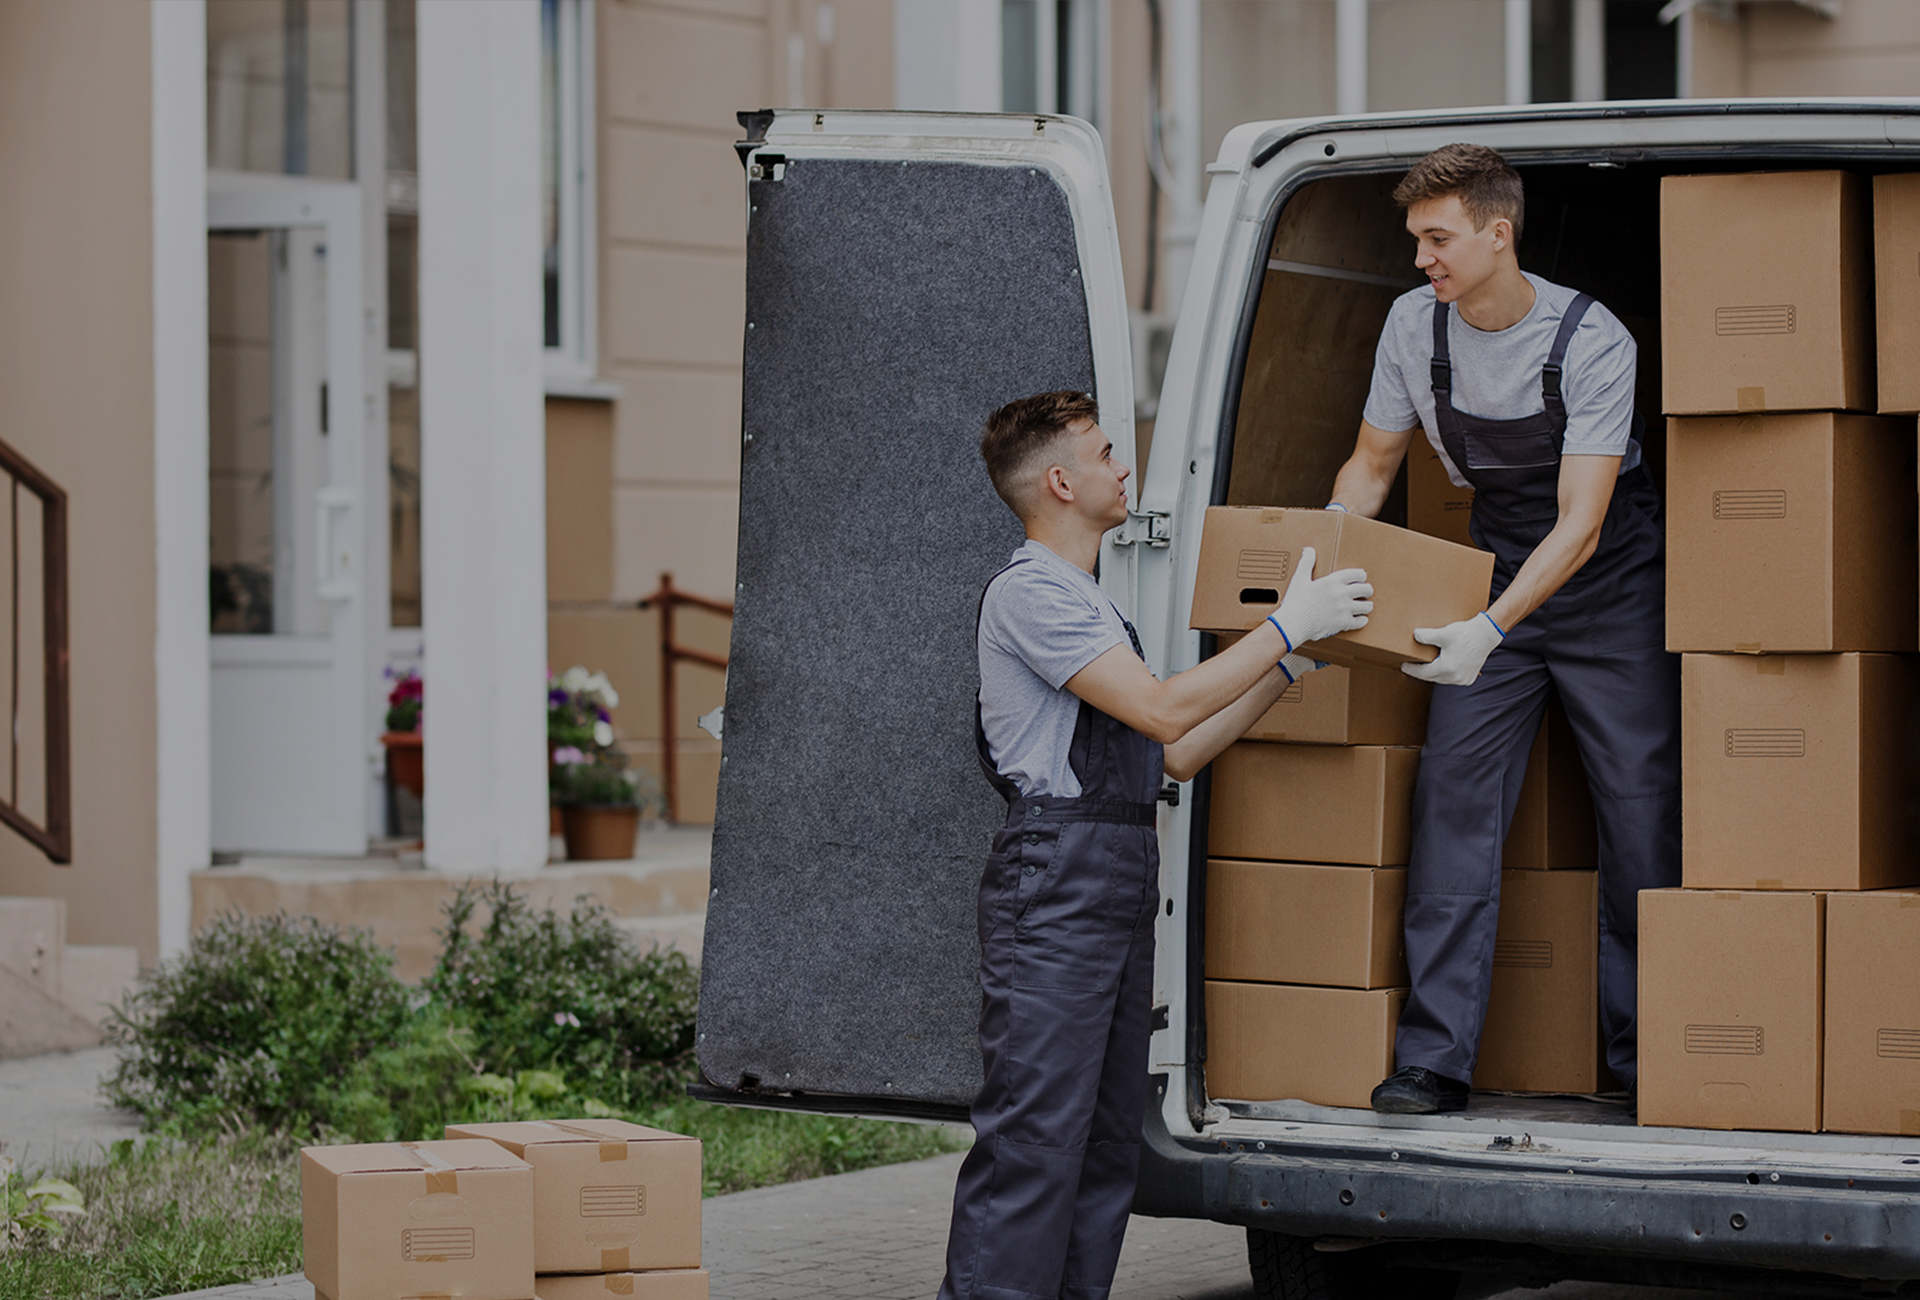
[[939, 390, 1371, 1300], [1326, 145, 1680, 1118]]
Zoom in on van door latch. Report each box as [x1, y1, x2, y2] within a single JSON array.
[[749, 153, 787, 181], [1113, 510, 1170, 548]]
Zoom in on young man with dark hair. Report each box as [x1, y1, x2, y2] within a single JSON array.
[[940, 390, 1373, 1300], [1326, 142, 1680, 1115]]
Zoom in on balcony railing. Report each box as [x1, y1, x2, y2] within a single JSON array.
[[0, 439, 70, 863]]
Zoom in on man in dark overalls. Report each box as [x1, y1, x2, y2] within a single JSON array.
[[940, 390, 1373, 1299], [1325, 144, 1680, 1115]]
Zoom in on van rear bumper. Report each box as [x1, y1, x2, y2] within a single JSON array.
[[1133, 1092, 1920, 1284]]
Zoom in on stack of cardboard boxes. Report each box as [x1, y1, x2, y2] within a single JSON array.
[[301, 1119, 707, 1299], [1640, 170, 1920, 1135], [1191, 506, 1606, 1105]]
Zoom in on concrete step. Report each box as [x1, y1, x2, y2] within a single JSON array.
[[0, 896, 64, 1001], [193, 826, 714, 982], [0, 962, 99, 1059], [613, 912, 706, 965], [58, 945, 140, 1027]]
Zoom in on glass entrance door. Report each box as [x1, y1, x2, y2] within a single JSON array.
[[208, 175, 368, 854]]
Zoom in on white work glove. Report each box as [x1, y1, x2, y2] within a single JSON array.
[[1267, 545, 1372, 651], [1277, 653, 1326, 684], [1401, 611, 1506, 686]]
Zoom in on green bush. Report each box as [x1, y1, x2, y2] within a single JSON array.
[[426, 881, 700, 1107], [101, 884, 701, 1141], [102, 912, 412, 1136]]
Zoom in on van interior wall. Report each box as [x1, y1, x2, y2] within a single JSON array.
[[1227, 164, 1668, 513]]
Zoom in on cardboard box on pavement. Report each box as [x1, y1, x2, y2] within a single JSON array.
[[1204, 859, 1407, 989], [1823, 890, 1920, 1136], [1475, 870, 1609, 1094], [534, 1270, 710, 1300], [301, 1139, 534, 1300], [1665, 412, 1917, 653], [1407, 438, 1476, 549], [1218, 635, 1431, 745], [1681, 653, 1920, 891], [1209, 743, 1419, 866], [1637, 888, 1824, 1133], [1189, 506, 1494, 668], [445, 1119, 702, 1274], [1205, 981, 1406, 1109], [1661, 171, 1873, 415]]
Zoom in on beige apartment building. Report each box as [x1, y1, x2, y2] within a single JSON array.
[[0, 0, 1914, 986]]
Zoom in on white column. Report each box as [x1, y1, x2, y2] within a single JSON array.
[[1505, 0, 1532, 105], [417, 0, 549, 874], [1159, 0, 1202, 318], [152, 0, 210, 957], [1674, 9, 1695, 99], [1336, 0, 1368, 117], [1573, 0, 1606, 102], [893, 0, 1001, 111]]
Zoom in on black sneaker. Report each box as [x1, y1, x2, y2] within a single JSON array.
[[1370, 1066, 1470, 1115]]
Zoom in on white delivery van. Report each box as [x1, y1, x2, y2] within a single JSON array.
[[695, 101, 1920, 1298]]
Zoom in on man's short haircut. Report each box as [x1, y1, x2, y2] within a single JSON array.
[[980, 390, 1100, 517], [1393, 143, 1525, 243]]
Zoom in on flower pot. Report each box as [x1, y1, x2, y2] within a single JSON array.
[[560, 804, 640, 861], [381, 732, 424, 799]]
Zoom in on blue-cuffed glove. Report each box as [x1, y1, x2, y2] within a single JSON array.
[[1401, 611, 1505, 686], [1277, 653, 1327, 684]]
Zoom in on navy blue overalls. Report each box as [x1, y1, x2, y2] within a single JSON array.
[[1394, 295, 1681, 1089], [940, 559, 1163, 1300]]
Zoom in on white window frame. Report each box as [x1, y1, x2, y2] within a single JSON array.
[[544, 0, 606, 396]]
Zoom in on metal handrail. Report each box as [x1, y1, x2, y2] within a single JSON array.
[[637, 572, 730, 825], [0, 438, 69, 863]]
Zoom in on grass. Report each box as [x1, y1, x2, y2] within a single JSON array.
[[0, 1101, 968, 1300]]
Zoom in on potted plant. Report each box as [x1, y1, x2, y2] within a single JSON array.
[[550, 748, 661, 861], [381, 668, 424, 799], [548, 665, 621, 838]]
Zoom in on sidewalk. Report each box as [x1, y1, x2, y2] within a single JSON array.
[[0, 1049, 1755, 1300]]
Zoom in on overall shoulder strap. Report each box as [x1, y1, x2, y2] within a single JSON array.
[[1429, 300, 1452, 397], [1541, 292, 1595, 422]]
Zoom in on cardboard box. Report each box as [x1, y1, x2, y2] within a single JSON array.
[[1638, 888, 1823, 1132], [535, 1271, 710, 1300], [1407, 437, 1476, 549], [1824, 890, 1920, 1135], [1475, 870, 1608, 1094], [1209, 743, 1419, 866], [1661, 171, 1873, 415], [1681, 653, 1920, 891], [1504, 702, 1597, 872], [1875, 173, 1920, 414], [301, 1139, 534, 1300], [445, 1120, 702, 1274], [1205, 981, 1406, 1108], [1189, 506, 1494, 668], [1665, 413, 1917, 653], [1219, 635, 1431, 745], [1204, 859, 1406, 988]]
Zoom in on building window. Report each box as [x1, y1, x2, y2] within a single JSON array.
[[1001, 0, 1100, 123], [207, 0, 356, 179], [543, 0, 597, 384]]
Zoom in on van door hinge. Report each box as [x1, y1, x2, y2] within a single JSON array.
[[1113, 510, 1170, 548]]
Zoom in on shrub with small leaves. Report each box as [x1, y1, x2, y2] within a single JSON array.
[[102, 912, 412, 1137], [425, 881, 700, 1106]]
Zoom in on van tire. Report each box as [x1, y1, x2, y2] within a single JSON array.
[[1246, 1228, 1462, 1300]]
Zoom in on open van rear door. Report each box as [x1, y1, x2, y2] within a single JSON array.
[[695, 110, 1136, 1118]]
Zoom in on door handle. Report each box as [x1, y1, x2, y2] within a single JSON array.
[[315, 487, 355, 602]]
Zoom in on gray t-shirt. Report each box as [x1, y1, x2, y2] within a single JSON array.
[[1362, 272, 1640, 488], [977, 540, 1137, 798]]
